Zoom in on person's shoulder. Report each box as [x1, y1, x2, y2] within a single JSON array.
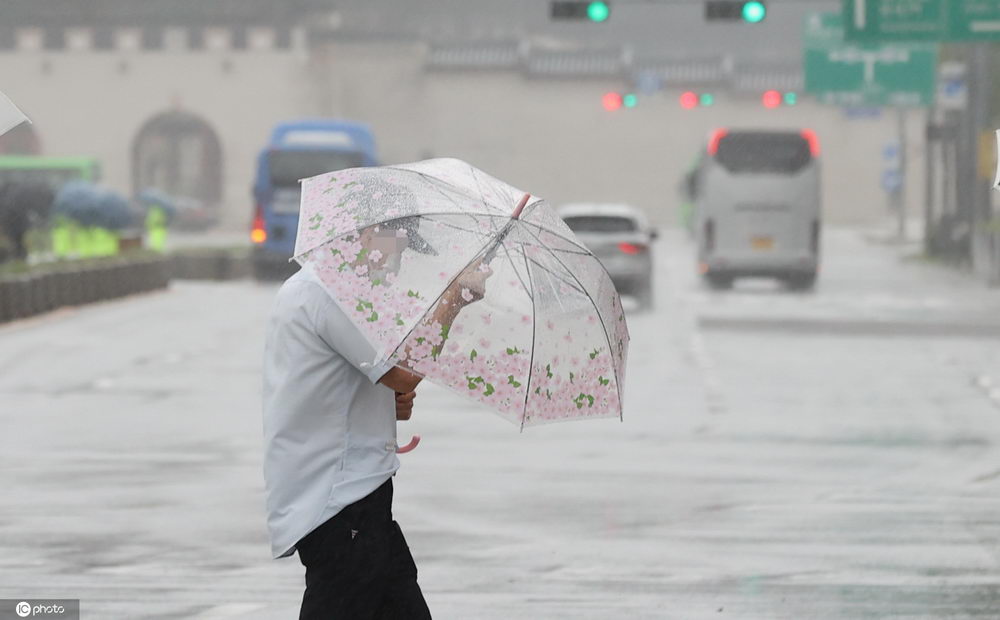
[[272, 267, 327, 311]]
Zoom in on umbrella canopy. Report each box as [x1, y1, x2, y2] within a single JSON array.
[[0, 90, 29, 137], [292, 158, 629, 428], [54, 181, 102, 225]]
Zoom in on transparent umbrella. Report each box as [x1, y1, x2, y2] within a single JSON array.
[[292, 158, 629, 431]]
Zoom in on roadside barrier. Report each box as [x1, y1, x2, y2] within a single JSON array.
[[169, 247, 250, 281], [0, 255, 170, 324]]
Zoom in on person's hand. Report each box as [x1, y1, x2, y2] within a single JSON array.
[[446, 257, 493, 307], [395, 390, 416, 421]]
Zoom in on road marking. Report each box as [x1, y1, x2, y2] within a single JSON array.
[[972, 374, 1000, 411], [664, 245, 726, 415]]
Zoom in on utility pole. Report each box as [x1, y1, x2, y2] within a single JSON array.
[[969, 43, 994, 279]]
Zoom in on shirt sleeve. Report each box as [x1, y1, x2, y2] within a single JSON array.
[[304, 282, 396, 385]]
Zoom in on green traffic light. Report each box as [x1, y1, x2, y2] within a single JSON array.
[[587, 1, 610, 22], [742, 1, 766, 23], [783, 91, 798, 105], [700, 93, 715, 106], [623, 93, 637, 108]]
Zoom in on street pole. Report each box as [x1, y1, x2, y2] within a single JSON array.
[[970, 43, 994, 279], [896, 106, 907, 240], [924, 110, 935, 255]]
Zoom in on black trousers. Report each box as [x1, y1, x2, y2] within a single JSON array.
[[296, 478, 432, 620]]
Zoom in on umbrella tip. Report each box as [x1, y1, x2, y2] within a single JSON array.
[[512, 193, 531, 220]]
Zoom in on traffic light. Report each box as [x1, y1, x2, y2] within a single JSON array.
[[762, 90, 798, 108], [551, 1, 611, 22], [742, 1, 766, 23], [705, 1, 766, 23], [680, 91, 716, 109], [602, 92, 623, 111], [602, 92, 637, 110]]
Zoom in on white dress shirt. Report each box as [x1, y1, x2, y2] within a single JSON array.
[[261, 262, 399, 559]]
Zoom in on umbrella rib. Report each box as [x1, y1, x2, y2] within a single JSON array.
[[519, 247, 537, 433], [514, 219, 594, 254], [515, 223, 629, 322], [422, 216, 592, 256], [381, 165, 509, 215], [499, 238, 587, 298], [498, 238, 533, 302], [517, 222, 624, 416], [293, 211, 503, 259], [519, 249, 588, 297]]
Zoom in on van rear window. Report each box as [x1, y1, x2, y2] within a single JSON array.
[[562, 216, 638, 233], [715, 133, 812, 174], [269, 151, 364, 187]]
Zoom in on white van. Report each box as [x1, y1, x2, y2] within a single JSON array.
[[691, 129, 821, 290]]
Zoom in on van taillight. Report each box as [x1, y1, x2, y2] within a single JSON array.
[[801, 129, 820, 157], [708, 129, 728, 156], [704, 219, 715, 253], [251, 205, 267, 244]]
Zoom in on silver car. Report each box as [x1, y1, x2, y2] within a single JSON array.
[[558, 203, 657, 309]]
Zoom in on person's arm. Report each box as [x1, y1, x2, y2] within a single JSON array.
[[378, 259, 491, 393], [377, 286, 467, 393]]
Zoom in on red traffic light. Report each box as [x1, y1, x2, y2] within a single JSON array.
[[680, 91, 699, 109], [602, 92, 624, 111], [762, 90, 782, 108]]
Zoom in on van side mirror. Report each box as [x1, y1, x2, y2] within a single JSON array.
[[649, 229, 659, 240]]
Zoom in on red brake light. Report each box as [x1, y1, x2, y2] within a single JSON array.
[[618, 242, 644, 255], [708, 129, 728, 156], [251, 205, 266, 243], [801, 129, 820, 157]]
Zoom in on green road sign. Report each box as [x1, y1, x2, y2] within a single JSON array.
[[844, 0, 1000, 42], [805, 12, 937, 107], [950, 1, 1000, 40]]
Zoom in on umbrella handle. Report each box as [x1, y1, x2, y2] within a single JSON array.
[[397, 435, 421, 454]]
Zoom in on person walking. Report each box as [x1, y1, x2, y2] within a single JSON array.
[[261, 220, 490, 619]]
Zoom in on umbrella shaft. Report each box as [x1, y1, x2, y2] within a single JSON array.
[[483, 220, 514, 264]]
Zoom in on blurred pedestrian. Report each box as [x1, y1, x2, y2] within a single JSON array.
[[0, 181, 54, 261]]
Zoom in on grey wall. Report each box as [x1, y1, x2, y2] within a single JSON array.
[[0, 36, 925, 231]]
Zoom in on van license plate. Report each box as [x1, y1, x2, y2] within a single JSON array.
[[751, 236, 774, 251]]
